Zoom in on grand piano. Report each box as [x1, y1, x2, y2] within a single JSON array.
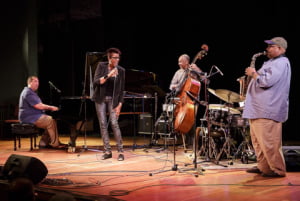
[[50, 68, 166, 149]]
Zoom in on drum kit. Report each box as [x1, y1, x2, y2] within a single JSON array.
[[198, 88, 254, 163], [153, 86, 254, 164]]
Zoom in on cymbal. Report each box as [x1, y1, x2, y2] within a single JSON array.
[[214, 89, 242, 103], [209, 104, 241, 114], [207, 88, 216, 96]]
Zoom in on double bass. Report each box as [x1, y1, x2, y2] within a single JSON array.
[[173, 44, 208, 134]]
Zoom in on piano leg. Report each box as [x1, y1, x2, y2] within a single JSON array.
[[69, 124, 78, 147]]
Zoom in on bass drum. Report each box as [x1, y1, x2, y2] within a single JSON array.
[[230, 115, 249, 127]]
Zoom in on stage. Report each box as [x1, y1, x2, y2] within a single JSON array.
[[0, 135, 300, 201]]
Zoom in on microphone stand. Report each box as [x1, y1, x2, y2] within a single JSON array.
[[178, 91, 205, 175], [149, 91, 183, 176], [77, 53, 103, 154], [185, 68, 228, 168]]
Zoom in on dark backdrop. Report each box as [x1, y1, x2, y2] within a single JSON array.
[[2, 0, 299, 140]]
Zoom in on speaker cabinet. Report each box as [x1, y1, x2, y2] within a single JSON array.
[[283, 146, 300, 172], [2, 154, 48, 184], [138, 113, 152, 134]]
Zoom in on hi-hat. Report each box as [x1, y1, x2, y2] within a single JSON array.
[[208, 88, 242, 103]]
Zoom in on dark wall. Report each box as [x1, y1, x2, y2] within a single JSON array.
[[0, 0, 38, 105]]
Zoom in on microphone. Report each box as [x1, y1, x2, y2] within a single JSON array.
[[48, 81, 61, 93], [214, 65, 224, 76], [112, 66, 118, 77]]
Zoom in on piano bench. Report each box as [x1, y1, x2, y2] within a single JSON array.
[[11, 123, 40, 151]]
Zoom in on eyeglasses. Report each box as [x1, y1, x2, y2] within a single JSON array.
[[111, 57, 120, 59]]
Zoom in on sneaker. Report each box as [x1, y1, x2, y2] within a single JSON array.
[[246, 166, 262, 174], [101, 153, 112, 160], [118, 153, 124, 161]]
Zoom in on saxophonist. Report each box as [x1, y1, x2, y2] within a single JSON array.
[[243, 37, 291, 177]]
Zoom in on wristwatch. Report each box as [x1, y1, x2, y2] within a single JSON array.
[[104, 75, 108, 79]]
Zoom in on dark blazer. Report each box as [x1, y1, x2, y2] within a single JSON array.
[[92, 61, 125, 108]]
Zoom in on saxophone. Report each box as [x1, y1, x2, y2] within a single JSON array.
[[237, 51, 266, 99]]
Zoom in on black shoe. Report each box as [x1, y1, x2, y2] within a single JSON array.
[[38, 145, 52, 149], [118, 154, 124, 161], [52, 143, 68, 149], [246, 166, 262, 174], [101, 153, 112, 160], [261, 172, 285, 177]]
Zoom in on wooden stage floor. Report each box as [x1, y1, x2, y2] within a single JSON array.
[[0, 134, 300, 201]]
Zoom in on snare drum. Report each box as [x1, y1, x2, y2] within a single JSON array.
[[209, 104, 230, 127]]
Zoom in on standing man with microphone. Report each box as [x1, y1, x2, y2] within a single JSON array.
[[92, 47, 126, 161]]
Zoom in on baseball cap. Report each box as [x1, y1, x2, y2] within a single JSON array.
[[264, 37, 287, 49]]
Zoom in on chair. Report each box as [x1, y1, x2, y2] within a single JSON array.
[[11, 123, 40, 151]]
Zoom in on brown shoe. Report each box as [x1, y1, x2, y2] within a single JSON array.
[[246, 166, 262, 174], [261, 172, 285, 177]]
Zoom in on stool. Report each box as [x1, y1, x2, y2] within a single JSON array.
[[11, 123, 39, 151]]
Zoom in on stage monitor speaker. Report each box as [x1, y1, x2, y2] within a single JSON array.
[[138, 113, 152, 134], [282, 146, 300, 172], [2, 154, 48, 184]]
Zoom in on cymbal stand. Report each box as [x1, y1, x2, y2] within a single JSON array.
[[214, 127, 236, 164], [233, 126, 255, 163], [214, 112, 237, 164], [198, 117, 218, 160]]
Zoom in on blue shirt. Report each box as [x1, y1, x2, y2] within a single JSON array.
[[18, 87, 44, 124], [242, 56, 291, 122]]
